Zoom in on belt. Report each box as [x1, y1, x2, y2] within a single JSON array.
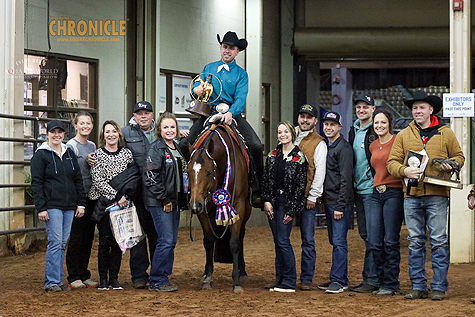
[[375, 185, 387, 193], [277, 189, 285, 195]]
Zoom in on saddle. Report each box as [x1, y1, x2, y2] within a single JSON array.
[[192, 123, 250, 173]]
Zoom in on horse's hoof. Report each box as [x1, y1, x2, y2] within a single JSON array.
[[233, 285, 244, 293], [202, 282, 214, 290], [239, 276, 249, 284]]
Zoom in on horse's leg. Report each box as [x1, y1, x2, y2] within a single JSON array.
[[198, 212, 215, 289], [238, 202, 252, 283], [229, 217, 244, 292]]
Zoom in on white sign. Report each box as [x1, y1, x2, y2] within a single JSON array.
[[443, 93, 474, 117]]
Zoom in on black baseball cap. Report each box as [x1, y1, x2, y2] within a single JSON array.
[[47, 120, 65, 132], [298, 103, 317, 117], [322, 111, 342, 125], [133, 101, 153, 113], [354, 93, 375, 106]]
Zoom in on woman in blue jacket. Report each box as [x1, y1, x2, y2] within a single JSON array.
[[31, 120, 86, 292], [143, 112, 187, 292]]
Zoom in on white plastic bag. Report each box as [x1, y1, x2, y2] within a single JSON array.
[[108, 200, 145, 253]]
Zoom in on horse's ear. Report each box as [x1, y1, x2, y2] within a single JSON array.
[[187, 142, 194, 155], [206, 139, 214, 155]]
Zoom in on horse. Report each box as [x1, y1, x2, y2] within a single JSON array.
[[188, 124, 252, 292]]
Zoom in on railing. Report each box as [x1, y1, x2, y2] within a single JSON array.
[[0, 113, 71, 236]]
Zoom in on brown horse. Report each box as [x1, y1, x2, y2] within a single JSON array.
[[188, 124, 252, 292]]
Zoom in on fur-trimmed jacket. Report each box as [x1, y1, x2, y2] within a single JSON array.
[[261, 144, 308, 217]]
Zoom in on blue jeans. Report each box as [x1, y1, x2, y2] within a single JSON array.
[[43, 208, 74, 289], [268, 195, 296, 288], [326, 204, 352, 286], [367, 187, 404, 291], [355, 193, 378, 286], [148, 205, 180, 287], [404, 196, 450, 292], [299, 205, 317, 284]]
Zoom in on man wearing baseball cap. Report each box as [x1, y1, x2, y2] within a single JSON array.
[[348, 93, 379, 293], [317, 111, 353, 294], [294, 104, 327, 290], [121, 100, 158, 289], [387, 90, 464, 300]]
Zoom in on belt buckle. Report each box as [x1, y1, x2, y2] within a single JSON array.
[[376, 185, 387, 193], [277, 189, 284, 195]]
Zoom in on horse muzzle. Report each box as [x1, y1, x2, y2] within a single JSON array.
[[189, 199, 204, 215]]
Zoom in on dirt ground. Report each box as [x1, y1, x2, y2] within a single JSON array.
[[1, 225, 475, 317]]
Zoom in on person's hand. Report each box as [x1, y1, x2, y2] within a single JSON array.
[[264, 202, 273, 220], [164, 202, 173, 213], [86, 153, 96, 166], [193, 83, 205, 96], [221, 112, 233, 125], [38, 211, 49, 222], [283, 214, 293, 224], [404, 166, 422, 179], [306, 199, 316, 210], [468, 196, 475, 210], [179, 129, 190, 138], [116, 195, 127, 208], [334, 210, 343, 220], [440, 163, 453, 172], [75, 206, 85, 218]]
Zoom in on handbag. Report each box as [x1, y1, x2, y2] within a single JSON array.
[[108, 200, 145, 253]]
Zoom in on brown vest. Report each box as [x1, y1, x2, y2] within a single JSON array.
[[297, 128, 324, 197]]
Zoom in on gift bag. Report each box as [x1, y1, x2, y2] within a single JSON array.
[[108, 200, 145, 253]]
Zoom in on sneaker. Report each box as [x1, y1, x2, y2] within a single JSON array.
[[45, 285, 62, 292], [431, 290, 445, 301], [349, 283, 378, 293], [404, 290, 428, 300], [318, 281, 348, 291], [97, 279, 110, 290], [264, 280, 280, 290], [325, 282, 345, 294], [109, 279, 123, 290], [273, 284, 296, 293], [149, 283, 178, 292], [69, 279, 86, 289], [59, 284, 70, 291], [83, 279, 99, 288], [133, 279, 147, 289], [300, 282, 312, 291], [372, 288, 398, 296]]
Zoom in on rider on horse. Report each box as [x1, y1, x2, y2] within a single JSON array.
[[179, 31, 263, 208]]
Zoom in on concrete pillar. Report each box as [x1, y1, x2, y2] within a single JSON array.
[[280, 0, 294, 124], [0, 0, 26, 254], [245, 0, 262, 135], [449, 0, 474, 263]]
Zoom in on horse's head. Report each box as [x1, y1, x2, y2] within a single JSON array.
[[188, 139, 217, 215]]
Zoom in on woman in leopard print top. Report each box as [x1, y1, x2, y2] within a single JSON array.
[[89, 120, 134, 291]]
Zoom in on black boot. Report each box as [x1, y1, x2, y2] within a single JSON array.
[[98, 278, 109, 290]]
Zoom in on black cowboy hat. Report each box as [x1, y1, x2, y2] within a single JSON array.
[[217, 31, 248, 51], [404, 90, 442, 114]]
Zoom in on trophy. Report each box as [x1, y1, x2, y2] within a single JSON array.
[[423, 158, 463, 189], [185, 73, 222, 117], [406, 150, 423, 196]]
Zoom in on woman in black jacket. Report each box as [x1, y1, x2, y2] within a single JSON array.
[[31, 120, 86, 292], [143, 112, 187, 292], [262, 121, 308, 293]]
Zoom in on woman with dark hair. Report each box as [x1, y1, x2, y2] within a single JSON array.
[[367, 107, 404, 296], [143, 112, 187, 292], [89, 120, 134, 290], [262, 121, 308, 293], [31, 120, 86, 292], [65, 111, 99, 289]]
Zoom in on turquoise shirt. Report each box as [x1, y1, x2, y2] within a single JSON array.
[[193, 60, 248, 117], [352, 120, 373, 194]]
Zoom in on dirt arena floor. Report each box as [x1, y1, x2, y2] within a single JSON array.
[[1, 224, 475, 317]]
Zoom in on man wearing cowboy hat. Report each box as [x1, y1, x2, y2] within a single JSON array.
[[181, 31, 264, 207], [387, 90, 465, 301]]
